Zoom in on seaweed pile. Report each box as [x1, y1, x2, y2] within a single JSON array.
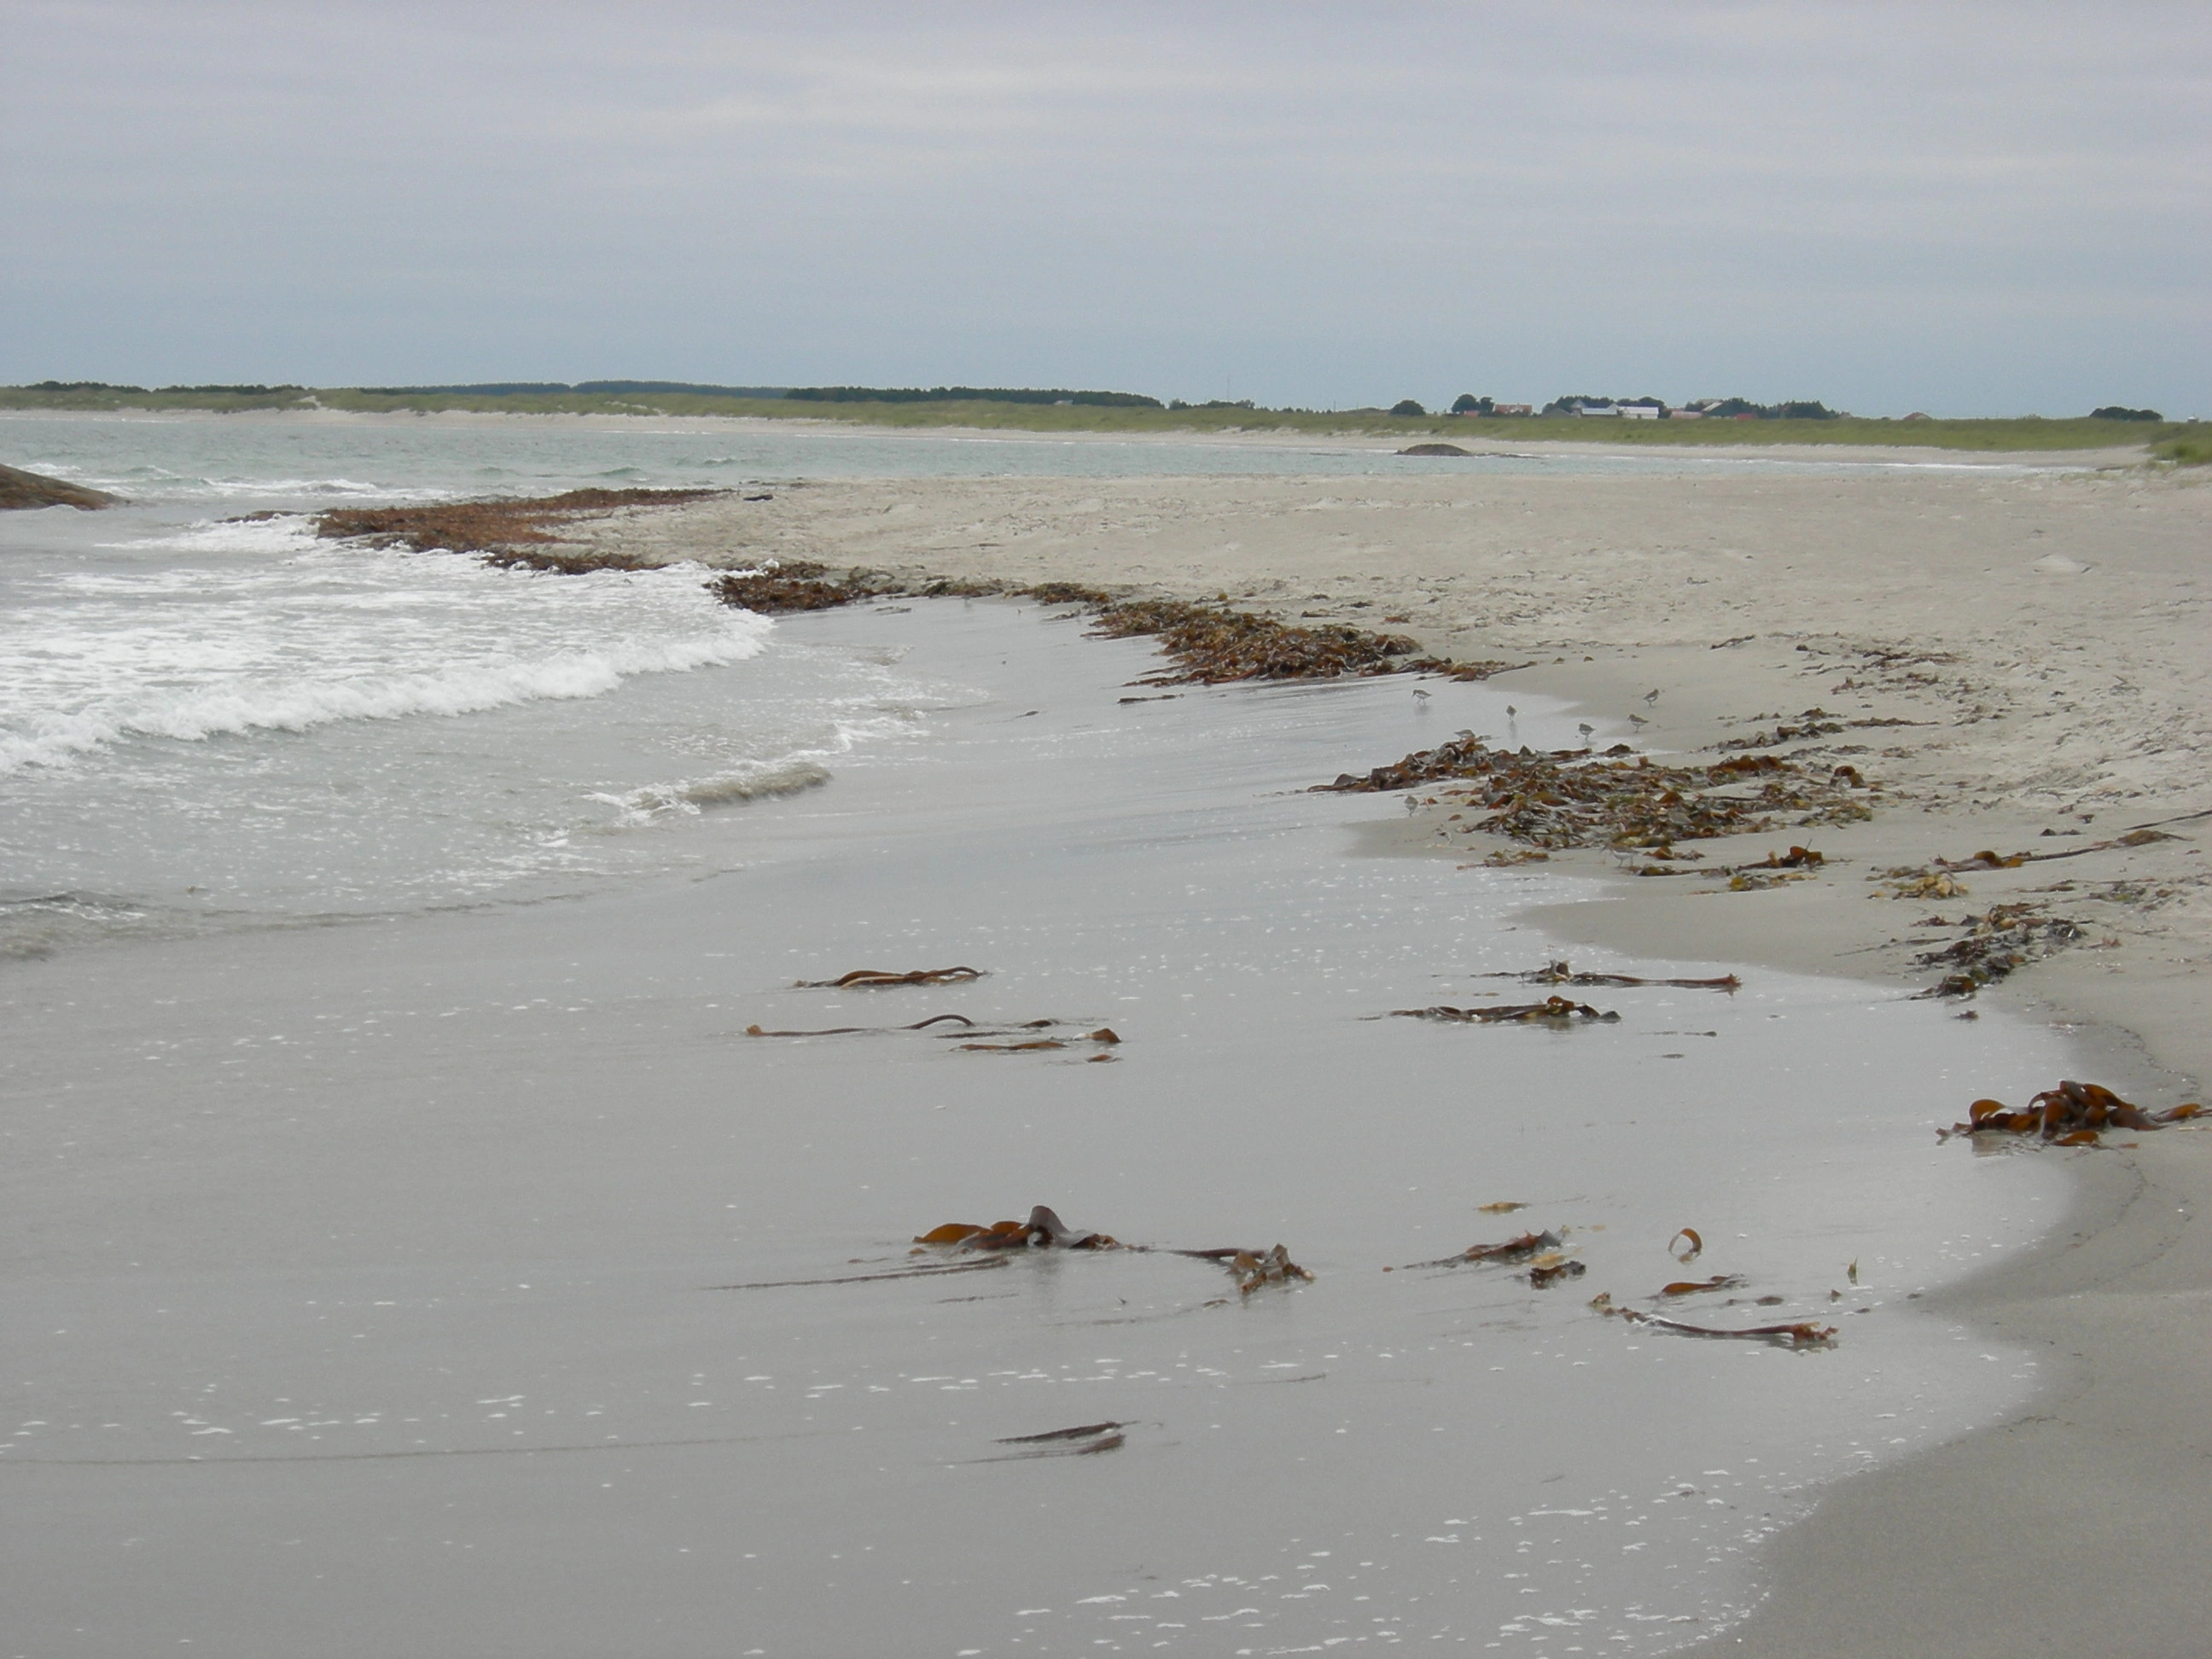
[[1493, 960, 1741, 991], [1714, 707, 1846, 750], [314, 487, 721, 562], [1320, 734, 1871, 850], [708, 562, 859, 613], [1390, 997, 1621, 1026], [911, 1205, 1313, 1295], [1940, 1079, 2204, 1146], [1402, 1228, 1586, 1286], [703, 573, 1516, 684], [1090, 596, 1517, 685], [915, 1206, 1120, 1250], [1914, 903, 2086, 997]]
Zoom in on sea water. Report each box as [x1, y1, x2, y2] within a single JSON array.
[[0, 411, 2063, 957], [0, 414, 2076, 1656]]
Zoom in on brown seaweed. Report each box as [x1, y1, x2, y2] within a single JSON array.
[[1496, 960, 1740, 992], [1318, 733, 1870, 849], [713, 1256, 1010, 1289], [998, 1420, 1132, 1445], [1225, 1244, 1316, 1295], [744, 1014, 977, 1038], [1086, 596, 1424, 684], [1935, 818, 2199, 870], [315, 488, 719, 558], [1657, 1275, 1747, 1297], [709, 565, 858, 614], [1591, 1293, 1837, 1348], [1032, 590, 1517, 684], [1939, 1078, 2205, 1146], [912, 1210, 1313, 1294], [1406, 1230, 1562, 1270], [1392, 997, 1621, 1025], [1912, 904, 2085, 997], [914, 1206, 1121, 1250], [796, 966, 986, 987], [958, 1026, 1119, 1053], [984, 1421, 1130, 1459], [1668, 1228, 1703, 1262], [1714, 708, 1845, 750]]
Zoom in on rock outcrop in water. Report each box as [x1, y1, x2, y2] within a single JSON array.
[[0, 463, 117, 509]]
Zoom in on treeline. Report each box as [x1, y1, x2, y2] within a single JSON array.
[[783, 386, 1163, 408], [28, 380, 306, 395], [351, 381, 789, 399]]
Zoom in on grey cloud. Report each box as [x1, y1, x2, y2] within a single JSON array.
[[3, 1, 2204, 412]]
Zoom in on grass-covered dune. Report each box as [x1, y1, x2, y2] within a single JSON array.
[[0, 381, 2197, 458]]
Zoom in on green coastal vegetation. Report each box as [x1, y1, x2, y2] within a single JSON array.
[[1, 380, 2197, 458]]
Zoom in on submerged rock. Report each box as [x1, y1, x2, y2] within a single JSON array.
[[1397, 442, 1471, 457]]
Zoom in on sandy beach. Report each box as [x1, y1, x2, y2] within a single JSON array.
[[7, 421, 2208, 1655], [571, 443, 2212, 1654]]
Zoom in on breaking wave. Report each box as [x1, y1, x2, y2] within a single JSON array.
[[2, 628, 771, 776], [592, 759, 835, 824]]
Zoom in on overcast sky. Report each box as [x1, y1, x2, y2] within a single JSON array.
[[6, 2, 2205, 414]]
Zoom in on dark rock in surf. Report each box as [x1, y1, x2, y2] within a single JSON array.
[[0, 463, 118, 510], [1397, 443, 1471, 457]]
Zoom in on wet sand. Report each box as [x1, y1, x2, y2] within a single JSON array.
[[0, 598, 2090, 1656], [574, 451, 2212, 1653]]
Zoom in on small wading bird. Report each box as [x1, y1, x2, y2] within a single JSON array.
[[1644, 689, 1662, 705]]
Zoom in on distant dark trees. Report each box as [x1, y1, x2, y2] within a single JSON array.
[[32, 380, 148, 393], [2091, 405, 2164, 422], [784, 386, 1164, 408], [355, 381, 791, 399], [1450, 393, 1493, 415], [1699, 398, 1838, 420], [1390, 399, 1427, 417], [1167, 399, 1255, 411]]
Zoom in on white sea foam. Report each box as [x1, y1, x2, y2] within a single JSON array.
[[1, 538, 774, 775]]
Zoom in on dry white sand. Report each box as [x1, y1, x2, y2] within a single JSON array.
[[584, 449, 2212, 1653]]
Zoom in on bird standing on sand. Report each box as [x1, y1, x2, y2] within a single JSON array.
[[1577, 722, 1595, 745], [1643, 689, 1661, 705]]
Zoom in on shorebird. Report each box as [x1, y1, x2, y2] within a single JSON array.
[[1643, 689, 1662, 705], [1505, 704, 1517, 718], [1577, 721, 1596, 745], [1628, 713, 1649, 728]]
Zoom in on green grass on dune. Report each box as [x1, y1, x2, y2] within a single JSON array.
[[0, 384, 2194, 457]]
